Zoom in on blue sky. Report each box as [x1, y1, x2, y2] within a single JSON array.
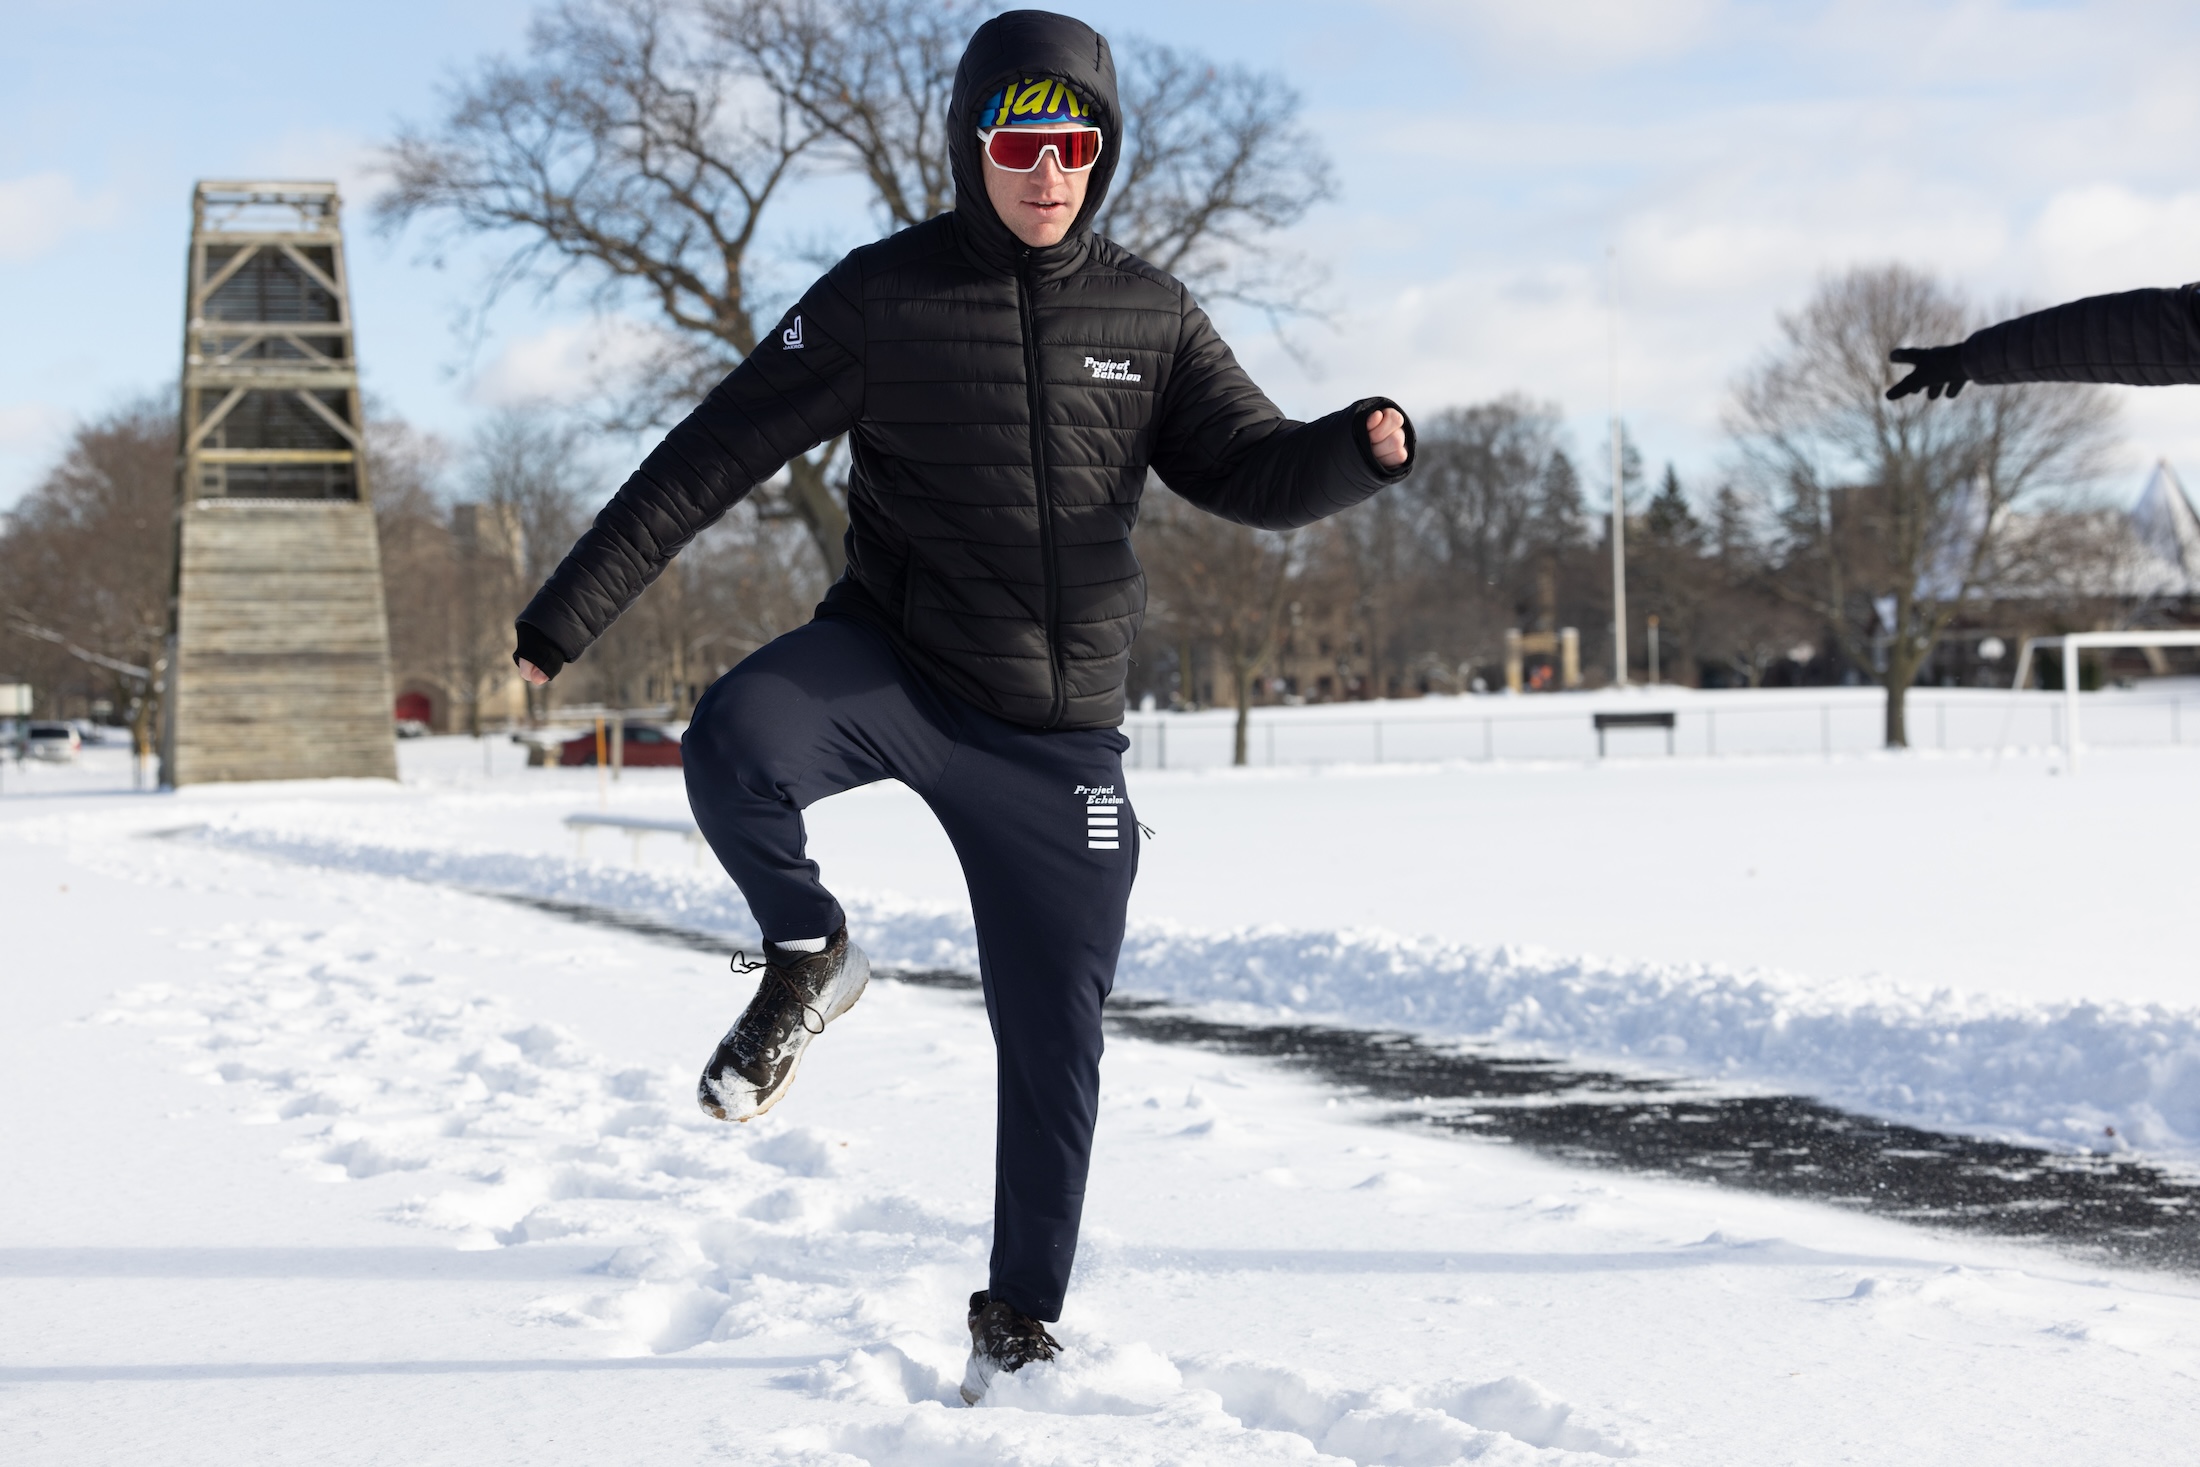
[[7, 0, 2200, 511]]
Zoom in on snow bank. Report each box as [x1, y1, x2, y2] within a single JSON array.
[[1118, 923, 2200, 1158], [184, 819, 2200, 1160]]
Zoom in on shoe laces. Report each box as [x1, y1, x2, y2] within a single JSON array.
[[730, 949, 828, 1035], [971, 1294, 1061, 1368]]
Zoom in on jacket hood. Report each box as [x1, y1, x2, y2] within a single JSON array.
[[949, 9, 1120, 274]]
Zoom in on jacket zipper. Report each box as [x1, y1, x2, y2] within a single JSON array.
[[1016, 252, 1065, 727]]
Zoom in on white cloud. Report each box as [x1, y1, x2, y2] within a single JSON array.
[[244, 130, 388, 221], [2108, 390, 2200, 493], [1231, 0, 2200, 503], [469, 316, 672, 408], [0, 403, 75, 510], [0, 401, 70, 451], [2022, 184, 2200, 301], [0, 173, 122, 264], [2009, 183, 2200, 481]]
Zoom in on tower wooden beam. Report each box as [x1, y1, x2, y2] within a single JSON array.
[[163, 180, 397, 785]]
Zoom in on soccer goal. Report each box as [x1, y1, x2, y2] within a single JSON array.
[[2007, 630, 2200, 772]]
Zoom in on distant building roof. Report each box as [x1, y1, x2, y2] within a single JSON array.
[[2130, 459, 2200, 595], [1953, 462, 2200, 604]]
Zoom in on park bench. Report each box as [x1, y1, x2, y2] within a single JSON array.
[[1593, 710, 1676, 757]]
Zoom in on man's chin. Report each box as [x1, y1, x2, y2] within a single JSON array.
[[1014, 210, 1070, 244]]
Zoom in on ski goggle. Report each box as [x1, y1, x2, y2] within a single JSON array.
[[979, 126, 1104, 173]]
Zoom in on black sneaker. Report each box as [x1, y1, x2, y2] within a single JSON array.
[[696, 927, 870, 1122], [959, 1289, 1061, 1405]]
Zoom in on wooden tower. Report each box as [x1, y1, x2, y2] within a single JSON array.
[[164, 181, 397, 785]]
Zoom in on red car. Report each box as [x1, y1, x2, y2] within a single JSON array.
[[558, 722, 683, 767]]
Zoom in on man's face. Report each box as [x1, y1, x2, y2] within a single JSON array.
[[983, 138, 1088, 248]]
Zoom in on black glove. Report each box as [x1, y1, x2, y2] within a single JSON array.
[[514, 620, 567, 681], [1886, 344, 1968, 401]]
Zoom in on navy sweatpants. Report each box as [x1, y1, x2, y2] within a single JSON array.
[[681, 615, 1138, 1321]]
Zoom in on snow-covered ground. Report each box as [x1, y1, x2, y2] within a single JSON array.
[[5, 735, 2199, 1463]]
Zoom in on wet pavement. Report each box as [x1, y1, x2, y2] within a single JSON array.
[[1100, 997, 2200, 1274], [495, 890, 2200, 1273]]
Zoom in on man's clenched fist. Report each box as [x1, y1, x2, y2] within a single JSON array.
[[1366, 407, 1409, 468]]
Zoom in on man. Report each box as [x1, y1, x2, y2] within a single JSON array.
[[511, 9, 1412, 1404], [1889, 282, 2200, 399]]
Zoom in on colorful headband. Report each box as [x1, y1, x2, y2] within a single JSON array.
[[977, 77, 1093, 130]]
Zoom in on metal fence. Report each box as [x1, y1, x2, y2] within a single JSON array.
[[1121, 691, 2198, 771]]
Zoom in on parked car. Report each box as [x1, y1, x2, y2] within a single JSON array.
[[558, 722, 683, 767], [24, 721, 81, 762]]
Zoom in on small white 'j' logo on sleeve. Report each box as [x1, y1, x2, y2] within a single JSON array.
[[782, 315, 806, 349]]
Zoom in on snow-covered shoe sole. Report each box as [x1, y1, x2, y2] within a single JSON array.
[[959, 1349, 991, 1406], [959, 1290, 1059, 1404], [697, 941, 870, 1122]]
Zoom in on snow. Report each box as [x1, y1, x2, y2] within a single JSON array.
[[68, 729, 2200, 1157], [5, 735, 2200, 1462]]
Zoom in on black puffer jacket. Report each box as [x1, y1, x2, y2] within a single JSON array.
[[515, 8, 1412, 729], [1962, 283, 2200, 386]]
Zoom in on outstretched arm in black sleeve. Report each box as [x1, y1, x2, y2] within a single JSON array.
[[1887, 283, 2200, 401], [513, 258, 866, 682], [1150, 295, 1413, 529]]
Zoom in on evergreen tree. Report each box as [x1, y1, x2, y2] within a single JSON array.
[[1645, 463, 1699, 542], [1712, 483, 1752, 565], [1534, 449, 1586, 545]]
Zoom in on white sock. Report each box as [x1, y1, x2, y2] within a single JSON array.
[[774, 935, 829, 953]]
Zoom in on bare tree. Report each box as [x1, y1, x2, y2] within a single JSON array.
[[1665, 480, 1814, 687], [378, 0, 848, 568], [369, 399, 820, 727], [1323, 487, 1409, 699], [379, 0, 1340, 582], [1410, 398, 1565, 659], [1729, 265, 2120, 745], [0, 397, 175, 755], [1140, 484, 1297, 764], [367, 417, 461, 726], [380, 409, 609, 732], [1288, 399, 1571, 703], [709, 0, 978, 230], [469, 409, 594, 589], [1098, 41, 1334, 323], [676, 504, 829, 675], [465, 410, 594, 722], [571, 503, 826, 713], [717, 3, 1336, 320]]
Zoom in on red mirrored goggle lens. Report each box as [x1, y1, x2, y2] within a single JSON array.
[[981, 127, 1103, 173]]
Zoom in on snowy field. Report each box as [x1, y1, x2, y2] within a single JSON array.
[[5, 729, 2200, 1464]]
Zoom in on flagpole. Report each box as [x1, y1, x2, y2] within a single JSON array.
[[1608, 244, 1627, 688]]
